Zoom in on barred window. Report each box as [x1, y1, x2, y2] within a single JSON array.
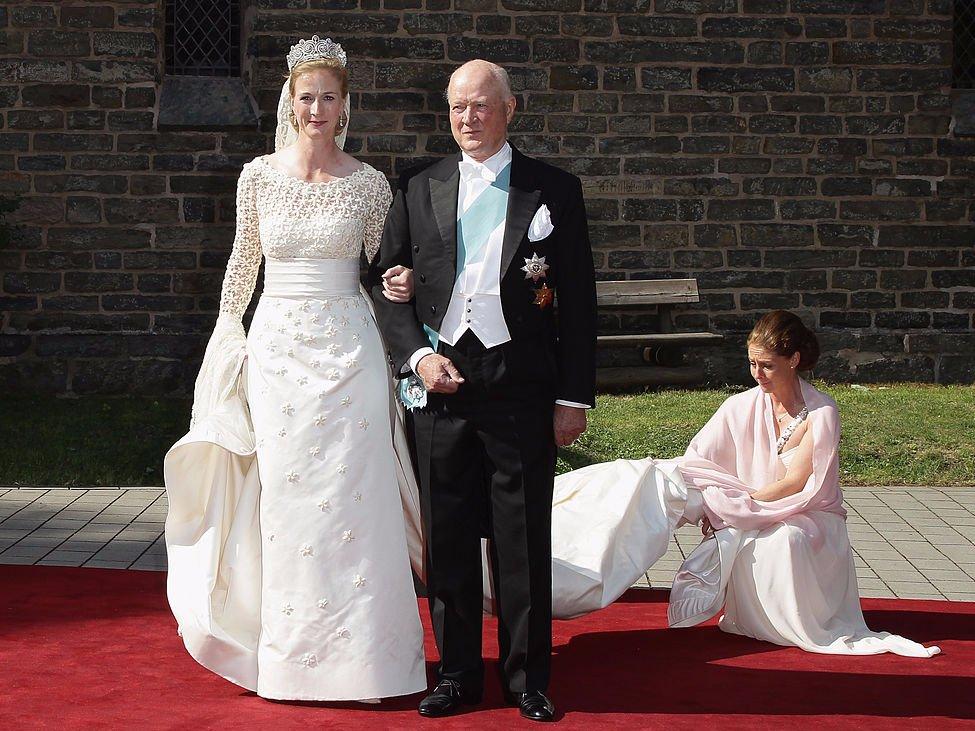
[[956, 0, 975, 89], [165, 0, 241, 77]]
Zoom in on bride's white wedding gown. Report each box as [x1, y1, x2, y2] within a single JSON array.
[[164, 157, 426, 700]]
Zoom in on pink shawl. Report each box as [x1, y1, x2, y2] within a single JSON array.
[[676, 379, 846, 532]]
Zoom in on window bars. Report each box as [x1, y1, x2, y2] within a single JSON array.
[[165, 0, 241, 77], [956, 0, 975, 89]]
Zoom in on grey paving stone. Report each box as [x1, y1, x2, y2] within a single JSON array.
[[0, 546, 51, 558], [83, 559, 132, 569], [0, 528, 31, 540], [38, 551, 93, 567], [885, 581, 940, 596], [929, 579, 975, 593], [131, 555, 168, 571], [58, 539, 107, 552], [936, 545, 975, 562], [14, 535, 67, 548], [0, 554, 42, 565]]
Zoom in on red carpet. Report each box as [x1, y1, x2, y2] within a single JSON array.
[[0, 566, 972, 729]]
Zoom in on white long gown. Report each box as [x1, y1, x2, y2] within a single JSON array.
[[164, 157, 427, 700]]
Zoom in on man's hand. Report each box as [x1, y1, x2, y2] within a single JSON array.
[[416, 353, 465, 394], [554, 405, 587, 447], [381, 265, 414, 303]]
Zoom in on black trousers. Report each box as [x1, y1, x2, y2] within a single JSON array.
[[408, 330, 557, 694]]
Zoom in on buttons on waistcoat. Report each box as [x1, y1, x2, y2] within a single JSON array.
[[418, 273, 426, 283], [413, 245, 420, 253]]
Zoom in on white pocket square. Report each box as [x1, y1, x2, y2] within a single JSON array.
[[527, 204, 555, 242]]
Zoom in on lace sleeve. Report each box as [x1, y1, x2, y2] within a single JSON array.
[[218, 163, 263, 321], [362, 170, 393, 263]]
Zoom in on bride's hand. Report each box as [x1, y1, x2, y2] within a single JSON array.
[[381, 265, 413, 303]]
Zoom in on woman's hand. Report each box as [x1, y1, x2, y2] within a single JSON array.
[[381, 265, 414, 303]]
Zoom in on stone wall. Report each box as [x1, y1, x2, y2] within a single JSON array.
[[1, 0, 973, 395]]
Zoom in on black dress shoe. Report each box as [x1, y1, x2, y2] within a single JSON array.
[[506, 690, 556, 722], [417, 679, 481, 718]]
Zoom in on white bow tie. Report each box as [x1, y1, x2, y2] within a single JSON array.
[[459, 160, 497, 183]]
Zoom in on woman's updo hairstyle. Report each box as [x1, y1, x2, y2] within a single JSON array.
[[747, 310, 820, 371], [287, 57, 349, 99]]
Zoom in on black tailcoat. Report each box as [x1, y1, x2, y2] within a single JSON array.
[[368, 144, 596, 694]]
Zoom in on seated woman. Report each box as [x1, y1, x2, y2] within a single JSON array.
[[544, 310, 939, 657]]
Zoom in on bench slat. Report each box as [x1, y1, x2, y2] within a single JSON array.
[[597, 332, 724, 347], [595, 278, 699, 306]]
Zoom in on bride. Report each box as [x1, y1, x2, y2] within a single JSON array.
[[164, 37, 427, 701], [545, 310, 940, 657]]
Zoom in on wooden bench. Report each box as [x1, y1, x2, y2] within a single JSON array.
[[595, 278, 723, 389]]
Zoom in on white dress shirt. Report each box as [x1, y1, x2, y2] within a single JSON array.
[[409, 142, 589, 409]]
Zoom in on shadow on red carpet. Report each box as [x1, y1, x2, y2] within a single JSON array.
[[0, 565, 971, 730]]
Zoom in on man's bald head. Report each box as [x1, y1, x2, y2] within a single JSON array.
[[446, 59, 516, 162], [447, 60, 513, 101]]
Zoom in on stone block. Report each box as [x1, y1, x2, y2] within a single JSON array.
[[653, 0, 735, 11], [66, 197, 101, 224], [856, 68, 951, 92], [698, 67, 794, 92], [503, 0, 580, 9], [404, 12, 473, 34], [64, 272, 133, 293], [22, 84, 90, 108], [18, 155, 66, 172], [618, 16, 697, 36], [707, 199, 775, 221], [840, 201, 919, 221], [91, 31, 157, 59], [834, 41, 949, 66], [61, 6, 116, 28], [747, 40, 782, 64], [533, 38, 580, 63], [785, 42, 829, 65], [586, 41, 744, 64], [104, 198, 179, 224], [640, 67, 690, 90], [11, 6, 57, 27], [117, 8, 156, 28], [67, 111, 106, 130], [798, 67, 852, 93], [702, 17, 801, 38], [878, 226, 974, 248], [447, 36, 530, 62], [27, 30, 91, 57], [3, 272, 61, 294]]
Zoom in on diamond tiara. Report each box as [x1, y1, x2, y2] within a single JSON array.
[[286, 35, 347, 71]]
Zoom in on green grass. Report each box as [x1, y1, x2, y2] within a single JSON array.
[[562, 383, 975, 487], [0, 397, 192, 487], [2, 383, 973, 487]]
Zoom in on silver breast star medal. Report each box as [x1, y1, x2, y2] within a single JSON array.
[[521, 253, 550, 282]]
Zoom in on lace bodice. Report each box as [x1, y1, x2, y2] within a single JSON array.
[[218, 156, 393, 320]]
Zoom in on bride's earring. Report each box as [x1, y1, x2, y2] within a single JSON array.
[[336, 113, 347, 131]]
